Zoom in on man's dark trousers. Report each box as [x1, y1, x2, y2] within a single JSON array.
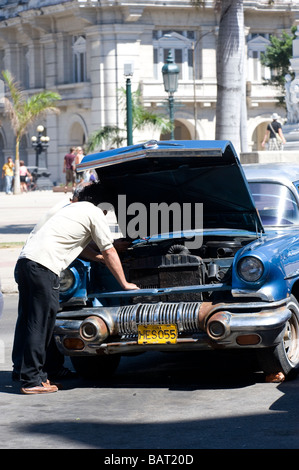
[[12, 258, 60, 388]]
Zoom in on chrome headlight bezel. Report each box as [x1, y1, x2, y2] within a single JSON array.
[[59, 268, 75, 292], [237, 256, 264, 283]]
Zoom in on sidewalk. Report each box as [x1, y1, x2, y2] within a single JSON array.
[[0, 190, 69, 293], [0, 190, 118, 293]]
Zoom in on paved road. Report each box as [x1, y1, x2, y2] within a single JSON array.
[[1, 191, 299, 451], [1, 295, 299, 450]]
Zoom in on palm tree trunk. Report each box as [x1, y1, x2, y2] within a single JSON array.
[[13, 138, 21, 195], [215, 0, 244, 153]]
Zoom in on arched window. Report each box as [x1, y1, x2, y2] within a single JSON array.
[[153, 31, 194, 81], [72, 35, 86, 83]]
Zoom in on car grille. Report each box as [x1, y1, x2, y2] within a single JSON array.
[[117, 301, 201, 335]]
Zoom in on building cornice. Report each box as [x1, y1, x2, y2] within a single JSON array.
[[1, 0, 299, 23]]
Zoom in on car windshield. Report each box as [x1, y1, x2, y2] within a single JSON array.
[[248, 182, 299, 226]]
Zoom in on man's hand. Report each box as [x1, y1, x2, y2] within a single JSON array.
[[122, 282, 139, 291]]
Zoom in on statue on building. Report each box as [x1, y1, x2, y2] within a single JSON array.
[[282, 26, 299, 149], [285, 73, 299, 124]]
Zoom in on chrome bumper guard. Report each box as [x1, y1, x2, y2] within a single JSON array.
[[55, 298, 291, 355]]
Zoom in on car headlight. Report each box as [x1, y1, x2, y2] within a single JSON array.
[[59, 269, 75, 292], [237, 256, 264, 283]]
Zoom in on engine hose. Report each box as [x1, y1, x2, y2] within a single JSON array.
[[167, 244, 190, 254]]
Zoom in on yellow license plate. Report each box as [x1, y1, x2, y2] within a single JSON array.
[[138, 324, 178, 345]]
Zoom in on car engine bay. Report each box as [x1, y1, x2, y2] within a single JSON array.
[[118, 234, 255, 302]]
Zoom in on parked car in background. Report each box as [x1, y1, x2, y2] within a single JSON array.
[[54, 141, 299, 381]]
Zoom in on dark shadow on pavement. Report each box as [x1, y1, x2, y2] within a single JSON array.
[[0, 224, 34, 235]]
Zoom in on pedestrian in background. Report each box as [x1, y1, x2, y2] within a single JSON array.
[[19, 161, 31, 193], [84, 169, 98, 183], [261, 113, 286, 150], [2, 156, 14, 194], [74, 146, 84, 184], [63, 147, 76, 193]]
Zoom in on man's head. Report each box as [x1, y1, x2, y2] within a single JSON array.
[[74, 181, 104, 206]]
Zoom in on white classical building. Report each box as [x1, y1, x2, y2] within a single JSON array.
[[0, 0, 298, 186]]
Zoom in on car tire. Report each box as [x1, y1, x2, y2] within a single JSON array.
[[257, 295, 299, 380], [70, 354, 121, 380]]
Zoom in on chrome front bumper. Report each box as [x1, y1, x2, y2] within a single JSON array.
[[54, 299, 291, 356]]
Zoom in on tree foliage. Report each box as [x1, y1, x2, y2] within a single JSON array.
[[86, 88, 172, 152], [85, 126, 124, 152], [260, 27, 297, 102], [126, 88, 173, 135]]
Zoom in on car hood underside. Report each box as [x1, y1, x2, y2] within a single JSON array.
[[77, 140, 263, 236]]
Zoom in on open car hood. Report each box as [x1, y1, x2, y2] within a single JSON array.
[[77, 140, 264, 237]]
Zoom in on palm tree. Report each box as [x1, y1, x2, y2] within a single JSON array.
[[215, 0, 245, 153], [191, 0, 246, 152], [2, 70, 61, 194]]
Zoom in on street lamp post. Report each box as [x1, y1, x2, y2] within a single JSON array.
[[31, 125, 52, 190], [162, 51, 179, 140], [124, 63, 134, 146], [31, 125, 50, 168]]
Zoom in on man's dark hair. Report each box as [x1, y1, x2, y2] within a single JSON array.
[[77, 181, 104, 206]]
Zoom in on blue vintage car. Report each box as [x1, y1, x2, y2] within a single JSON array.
[[54, 140, 299, 380]]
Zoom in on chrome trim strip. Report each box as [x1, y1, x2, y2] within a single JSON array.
[[88, 283, 231, 299]]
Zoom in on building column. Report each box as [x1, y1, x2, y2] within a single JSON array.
[[40, 34, 57, 89], [39, 34, 59, 182], [88, 27, 120, 133], [27, 40, 44, 89]]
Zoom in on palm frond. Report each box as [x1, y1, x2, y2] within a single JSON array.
[[2, 70, 61, 139], [134, 108, 173, 133], [2, 70, 26, 112], [119, 86, 172, 133], [85, 126, 125, 152]]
